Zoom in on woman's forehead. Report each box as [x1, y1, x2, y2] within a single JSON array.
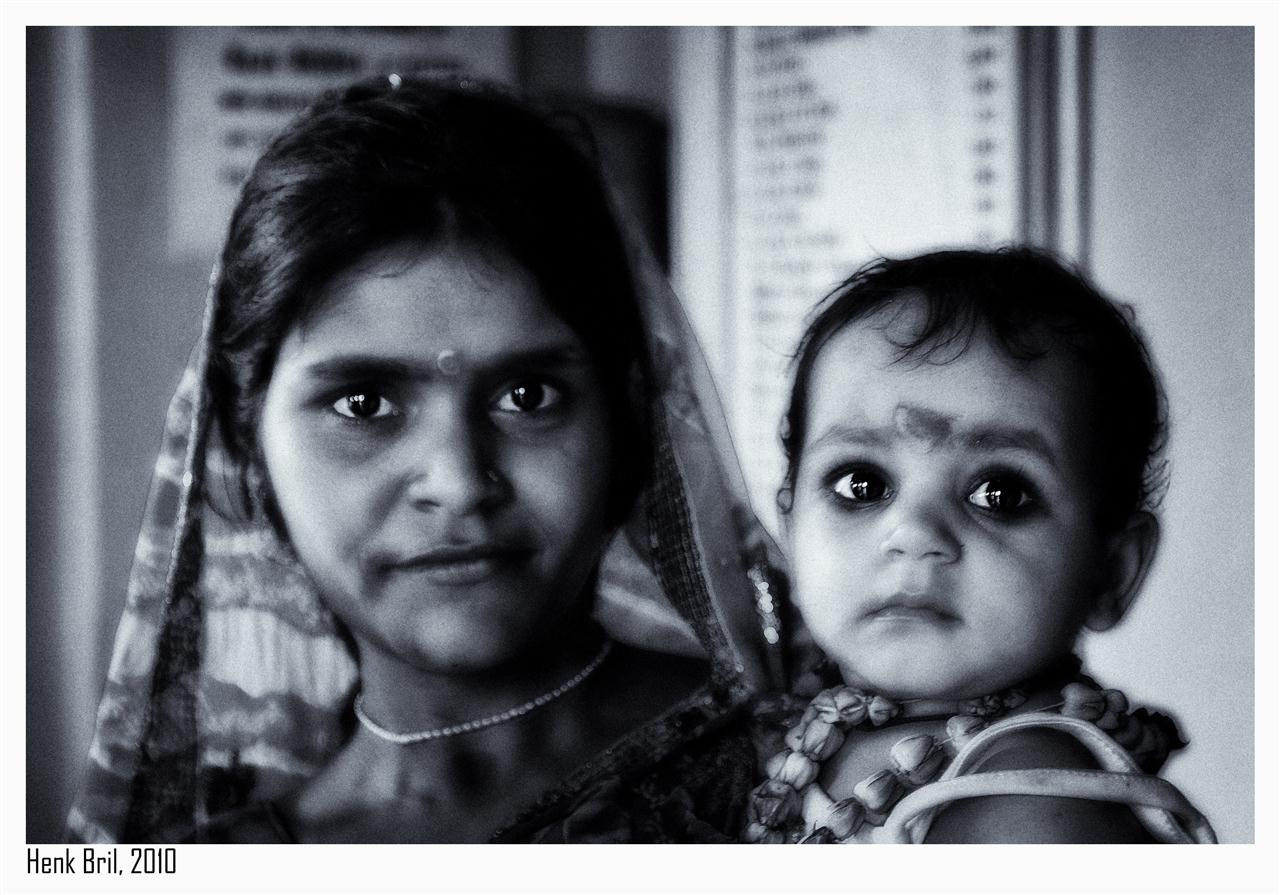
[[281, 239, 582, 372]]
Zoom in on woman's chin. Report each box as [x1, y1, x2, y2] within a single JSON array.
[[354, 619, 548, 678]]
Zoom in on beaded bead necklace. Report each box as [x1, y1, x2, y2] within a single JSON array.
[[745, 679, 1184, 844]]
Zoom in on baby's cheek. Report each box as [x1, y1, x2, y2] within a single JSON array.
[[791, 540, 859, 623], [797, 503, 857, 556]]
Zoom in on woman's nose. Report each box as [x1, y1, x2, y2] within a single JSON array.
[[878, 500, 961, 564], [404, 416, 503, 514]]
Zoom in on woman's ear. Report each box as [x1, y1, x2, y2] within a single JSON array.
[[1084, 511, 1160, 632]]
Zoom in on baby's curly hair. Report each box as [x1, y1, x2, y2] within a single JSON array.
[[779, 246, 1168, 532]]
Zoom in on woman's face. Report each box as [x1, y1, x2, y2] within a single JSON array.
[[258, 239, 614, 674]]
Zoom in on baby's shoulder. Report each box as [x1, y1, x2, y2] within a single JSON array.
[[924, 720, 1155, 843], [963, 721, 1107, 772]]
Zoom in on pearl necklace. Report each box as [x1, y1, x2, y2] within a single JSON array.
[[354, 640, 613, 744]]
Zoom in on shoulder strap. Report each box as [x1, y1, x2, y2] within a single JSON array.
[[877, 712, 1217, 844]]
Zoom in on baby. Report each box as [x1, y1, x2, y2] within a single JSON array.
[[747, 247, 1216, 844]]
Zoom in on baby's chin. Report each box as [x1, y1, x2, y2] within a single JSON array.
[[835, 659, 1011, 702]]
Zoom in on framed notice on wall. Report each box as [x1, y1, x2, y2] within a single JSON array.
[[701, 26, 1024, 525], [166, 26, 515, 259]]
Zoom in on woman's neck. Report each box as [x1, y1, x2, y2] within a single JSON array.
[[291, 681, 599, 842], [353, 619, 606, 736], [292, 621, 611, 833]]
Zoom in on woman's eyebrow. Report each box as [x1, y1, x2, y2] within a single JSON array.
[[301, 356, 432, 382], [300, 343, 590, 381], [483, 343, 591, 373]]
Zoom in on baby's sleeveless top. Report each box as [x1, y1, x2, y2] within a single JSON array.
[[816, 713, 1215, 844]]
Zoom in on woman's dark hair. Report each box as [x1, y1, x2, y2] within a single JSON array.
[[207, 76, 652, 526], [778, 246, 1168, 531]]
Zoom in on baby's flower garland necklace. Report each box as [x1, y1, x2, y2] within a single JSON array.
[[745, 677, 1183, 843]]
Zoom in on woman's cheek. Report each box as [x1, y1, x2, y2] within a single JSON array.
[[521, 436, 609, 530]]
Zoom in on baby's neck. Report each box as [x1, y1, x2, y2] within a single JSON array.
[[834, 654, 1083, 705]]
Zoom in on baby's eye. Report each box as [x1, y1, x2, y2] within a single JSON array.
[[332, 390, 397, 420], [967, 476, 1034, 513], [832, 470, 889, 503], [494, 380, 564, 413]]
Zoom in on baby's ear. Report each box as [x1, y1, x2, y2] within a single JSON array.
[[1084, 511, 1160, 632]]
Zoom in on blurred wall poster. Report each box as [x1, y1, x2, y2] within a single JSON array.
[[728, 26, 1021, 520], [167, 26, 515, 258]]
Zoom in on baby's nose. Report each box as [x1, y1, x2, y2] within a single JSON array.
[[878, 507, 960, 564]]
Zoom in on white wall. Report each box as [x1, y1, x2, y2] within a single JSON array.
[[1083, 26, 1254, 844]]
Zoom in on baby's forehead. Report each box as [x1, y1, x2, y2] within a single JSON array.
[[825, 303, 1090, 392], [804, 320, 1093, 463]]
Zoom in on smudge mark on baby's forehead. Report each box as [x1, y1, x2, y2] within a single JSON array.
[[892, 404, 954, 450]]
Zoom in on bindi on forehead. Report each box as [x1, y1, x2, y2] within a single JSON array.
[[892, 403, 954, 450], [435, 349, 462, 376]]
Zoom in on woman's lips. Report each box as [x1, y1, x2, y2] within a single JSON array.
[[384, 544, 531, 585]]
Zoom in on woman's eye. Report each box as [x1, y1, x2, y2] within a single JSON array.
[[494, 380, 563, 413], [832, 470, 889, 503], [332, 391, 397, 420], [967, 477, 1034, 513]]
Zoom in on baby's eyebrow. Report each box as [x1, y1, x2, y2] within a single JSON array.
[[808, 424, 895, 451], [806, 420, 1059, 469], [960, 426, 1059, 468]]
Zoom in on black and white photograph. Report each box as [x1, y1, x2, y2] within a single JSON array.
[[12, 3, 1275, 892]]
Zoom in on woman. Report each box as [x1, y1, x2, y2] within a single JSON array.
[[68, 76, 785, 843]]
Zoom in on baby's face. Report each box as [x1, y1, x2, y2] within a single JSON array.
[[786, 297, 1108, 699]]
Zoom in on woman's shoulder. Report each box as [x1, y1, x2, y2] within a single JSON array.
[[595, 641, 758, 782], [505, 643, 757, 843], [593, 642, 714, 730]]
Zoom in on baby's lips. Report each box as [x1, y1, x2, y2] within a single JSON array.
[[863, 586, 961, 624]]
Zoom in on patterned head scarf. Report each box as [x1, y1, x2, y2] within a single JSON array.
[[68, 77, 787, 844]]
